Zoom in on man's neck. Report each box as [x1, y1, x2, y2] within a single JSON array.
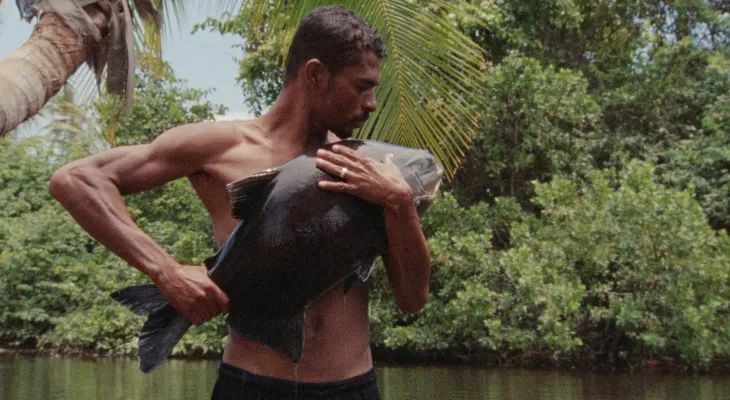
[[258, 85, 329, 154]]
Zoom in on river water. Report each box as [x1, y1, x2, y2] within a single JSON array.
[[1, 355, 729, 399]]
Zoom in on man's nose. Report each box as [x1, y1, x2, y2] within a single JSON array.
[[363, 93, 377, 112]]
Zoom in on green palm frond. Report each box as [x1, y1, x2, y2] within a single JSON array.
[[247, 1, 486, 176], [40, 85, 95, 140], [112, 0, 242, 140]]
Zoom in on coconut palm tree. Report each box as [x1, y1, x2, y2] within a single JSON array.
[[0, 0, 484, 173]]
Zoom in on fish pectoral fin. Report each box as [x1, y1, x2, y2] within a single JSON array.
[[226, 168, 281, 220], [204, 221, 245, 272], [343, 275, 358, 294], [344, 258, 378, 294], [356, 258, 377, 282]]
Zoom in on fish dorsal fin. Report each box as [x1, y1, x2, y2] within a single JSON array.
[[226, 167, 281, 220]]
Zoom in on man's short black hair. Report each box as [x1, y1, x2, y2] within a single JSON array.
[[284, 5, 385, 82]]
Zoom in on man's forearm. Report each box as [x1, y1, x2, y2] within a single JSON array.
[[49, 166, 176, 281], [382, 196, 431, 314], [313, 144, 432, 313]]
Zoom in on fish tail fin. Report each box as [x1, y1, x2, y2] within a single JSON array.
[[110, 284, 167, 316], [110, 284, 192, 373]]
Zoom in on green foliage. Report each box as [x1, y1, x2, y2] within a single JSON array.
[[0, 136, 138, 343], [0, 66, 227, 356], [374, 162, 730, 369], [41, 294, 143, 354], [459, 0, 584, 63], [0, 137, 57, 219], [658, 129, 730, 232], [459, 0, 726, 75], [450, 2, 730, 234], [96, 65, 226, 146], [530, 163, 730, 367], [451, 54, 599, 206], [654, 51, 730, 231], [596, 39, 729, 160]]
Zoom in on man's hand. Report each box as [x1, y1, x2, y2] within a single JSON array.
[[317, 144, 431, 314], [315, 144, 412, 210], [154, 265, 229, 326]]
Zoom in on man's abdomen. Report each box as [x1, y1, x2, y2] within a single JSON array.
[[222, 283, 373, 382]]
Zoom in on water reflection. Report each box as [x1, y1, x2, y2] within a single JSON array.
[[2, 355, 730, 400], [377, 366, 730, 400], [1, 356, 218, 400]]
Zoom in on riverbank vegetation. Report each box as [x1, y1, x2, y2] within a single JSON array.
[[1, 0, 729, 371]]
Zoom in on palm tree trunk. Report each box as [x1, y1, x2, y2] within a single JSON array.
[[0, 6, 108, 136]]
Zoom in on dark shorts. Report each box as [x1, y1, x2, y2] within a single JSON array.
[[211, 363, 381, 400]]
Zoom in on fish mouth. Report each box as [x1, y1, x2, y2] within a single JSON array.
[[423, 160, 444, 196], [414, 157, 444, 215]]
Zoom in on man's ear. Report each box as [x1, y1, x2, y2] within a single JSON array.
[[303, 59, 327, 90]]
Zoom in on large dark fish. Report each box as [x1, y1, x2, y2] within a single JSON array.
[[110, 139, 444, 373]]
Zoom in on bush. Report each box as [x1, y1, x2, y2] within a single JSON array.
[[372, 161, 730, 369]]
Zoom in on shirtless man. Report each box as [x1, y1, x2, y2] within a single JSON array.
[[49, 6, 430, 399]]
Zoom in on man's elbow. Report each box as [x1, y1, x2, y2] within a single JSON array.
[[48, 164, 89, 203], [396, 291, 429, 315]]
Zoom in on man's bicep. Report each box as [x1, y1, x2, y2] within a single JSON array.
[[109, 146, 197, 194], [82, 124, 215, 194]]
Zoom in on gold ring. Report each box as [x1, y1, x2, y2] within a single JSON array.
[[340, 168, 348, 179]]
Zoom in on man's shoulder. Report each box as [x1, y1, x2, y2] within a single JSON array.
[[156, 119, 265, 153], [173, 119, 259, 139]]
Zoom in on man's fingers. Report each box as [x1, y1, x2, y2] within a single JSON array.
[[161, 265, 228, 325], [318, 180, 357, 193], [204, 290, 225, 317], [181, 300, 214, 325], [213, 288, 230, 314], [317, 149, 361, 172], [204, 301, 219, 321], [316, 157, 352, 179], [187, 309, 203, 326], [331, 145, 363, 162]]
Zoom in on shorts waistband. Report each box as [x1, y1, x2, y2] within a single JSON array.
[[218, 362, 377, 396]]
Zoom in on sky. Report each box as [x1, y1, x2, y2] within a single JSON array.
[[0, 1, 254, 124]]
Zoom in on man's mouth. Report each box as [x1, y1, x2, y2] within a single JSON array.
[[354, 113, 369, 125], [354, 119, 366, 128]]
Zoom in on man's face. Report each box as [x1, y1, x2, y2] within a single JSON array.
[[315, 51, 381, 138]]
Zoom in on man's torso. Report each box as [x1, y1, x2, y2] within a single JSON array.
[[186, 120, 374, 382]]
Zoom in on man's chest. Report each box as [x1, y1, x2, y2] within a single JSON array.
[[187, 144, 301, 246]]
